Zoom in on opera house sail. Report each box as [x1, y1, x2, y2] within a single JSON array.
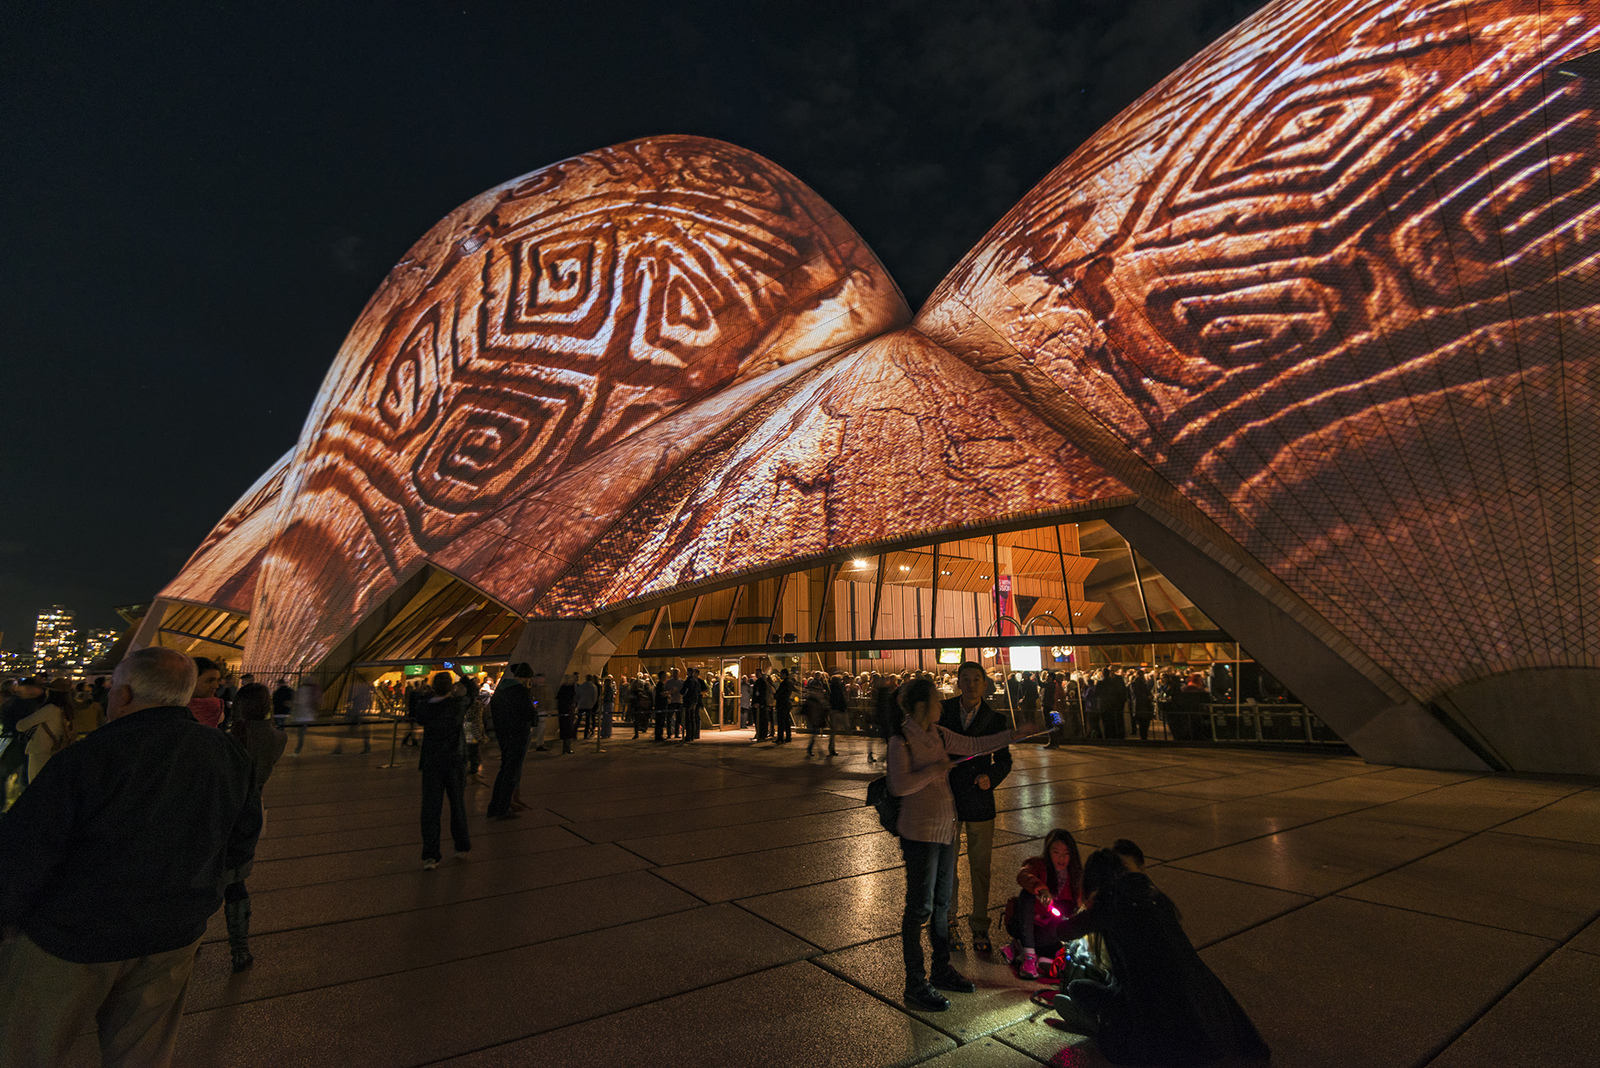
[[139, 0, 1600, 775]]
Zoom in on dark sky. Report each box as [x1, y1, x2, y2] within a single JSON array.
[[0, 0, 1260, 646]]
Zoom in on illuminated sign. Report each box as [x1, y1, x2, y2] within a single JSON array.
[[937, 649, 962, 664], [1011, 645, 1042, 672], [402, 665, 427, 678]]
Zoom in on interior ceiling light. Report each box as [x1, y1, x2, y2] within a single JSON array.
[[899, 564, 910, 570]]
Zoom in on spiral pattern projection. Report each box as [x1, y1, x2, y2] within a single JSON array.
[[242, 137, 909, 670], [159, 450, 292, 615], [920, 0, 1600, 707]]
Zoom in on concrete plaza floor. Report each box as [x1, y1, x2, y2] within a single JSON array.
[[108, 726, 1600, 1066]]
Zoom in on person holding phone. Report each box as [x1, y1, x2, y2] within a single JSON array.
[[888, 675, 1040, 1012]]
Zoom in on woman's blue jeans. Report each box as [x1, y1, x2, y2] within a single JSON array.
[[900, 837, 956, 983]]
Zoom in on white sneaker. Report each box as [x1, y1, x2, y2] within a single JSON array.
[[422, 858, 439, 870]]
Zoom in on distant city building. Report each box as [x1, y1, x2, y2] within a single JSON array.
[[83, 627, 119, 668], [0, 648, 35, 677], [33, 605, 77, 673]]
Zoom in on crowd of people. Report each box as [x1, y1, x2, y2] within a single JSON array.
[[0, 650, 1273, 1066]]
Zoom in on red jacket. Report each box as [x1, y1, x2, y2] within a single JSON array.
[[1014, 856, 1080, 924]]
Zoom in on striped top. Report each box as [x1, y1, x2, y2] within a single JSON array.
[[888, 717, 1018, 844]]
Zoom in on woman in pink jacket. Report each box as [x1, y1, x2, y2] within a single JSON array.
[[888, 676, 1039, 1013]]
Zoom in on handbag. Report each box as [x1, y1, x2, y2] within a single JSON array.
[[866, 775, 901, 834]]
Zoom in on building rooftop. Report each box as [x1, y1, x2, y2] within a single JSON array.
[[121, 732, 1600, 1067]]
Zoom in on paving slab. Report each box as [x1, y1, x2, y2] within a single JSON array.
[[1495, 787, 1600, 845], [430, 961, 955, 1067], [546, 779, 821, 822], [738, 866, 916, 950], [178, 904, 815, 1068], [1426, 950, 1600, 1068], [990, 777, 1131, 815], [1168, 814, 1470, 896], [251, 804, 563, 863], [1358, 777, 1585, 833], [619, 805, 886, 865], [187, 871, 701, 1010], [655, 831, 909, 902], [991, 1014, 1108, 1067], [1142, 866, 1313, 949], [260, 804, 423, 840], [263, 791, 421, 821], [915, 1034, 1046, 1067], [1267, 774, 1445, 806], [566, 787, 860, 843], [1148, 765, 1368, 801], [1076, 765, 1236, 789], [1077, 795, 1344, 863], [215, 841, 651, 940], [1357, 766, 1484, 786], [1201, 897, 1554, 1068], [995, 790, 1208, 840], [1567, 914, 1600, 957], [1341, 831, 1600, 940], [816, 934, 1046, 1043], [244, 823, 589, 894]]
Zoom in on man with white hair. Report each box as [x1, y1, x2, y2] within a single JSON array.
[[0, 646, 263, 1067]]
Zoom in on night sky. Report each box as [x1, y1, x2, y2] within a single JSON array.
[[0, 0, 1260, 646]]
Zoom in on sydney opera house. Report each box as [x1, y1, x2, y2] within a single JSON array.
[[133, 0, 1600, 776]]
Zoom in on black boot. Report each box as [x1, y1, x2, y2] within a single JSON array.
[[225, 898, 254, 973]]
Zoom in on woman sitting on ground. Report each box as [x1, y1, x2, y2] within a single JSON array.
[[1050, 848, 1269, 1065], [888, 676, 1040, 1013], [1002, 827, 1084, 980]]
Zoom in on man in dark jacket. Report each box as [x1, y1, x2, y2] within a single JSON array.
[[1094, 670, 1130, 739], [681, 668, 705, 743], [486, 663, 535, 819], [1129, 669, 1155, 740], [938, 660, 1014, 952], [773, 668, 795, 743], [270, 678, 294, 727], [556, 673, 579, 754], [411, 673, 470, 866], [751, 669, 771, 741], [0, 647, 261, 1067]]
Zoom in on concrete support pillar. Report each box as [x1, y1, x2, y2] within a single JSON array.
[[1106, 502, 1489, 771]]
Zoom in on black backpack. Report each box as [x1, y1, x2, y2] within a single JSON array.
[[866, 776, 901, 835]]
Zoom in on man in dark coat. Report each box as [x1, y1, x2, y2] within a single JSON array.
[[0, 648, 261, 1067], [681, 668, 705, 743], [1094, 670, 1130, 739], [773, 669, 795, 743], [938, 660, 1014, 952], [270, 678, 294, 727], [556, 674, 579, 754], [486, 663, 535, 819], [410, 673, 470, 866], [751, 669, 771, 741], [1129, 669, 1155, 740]]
